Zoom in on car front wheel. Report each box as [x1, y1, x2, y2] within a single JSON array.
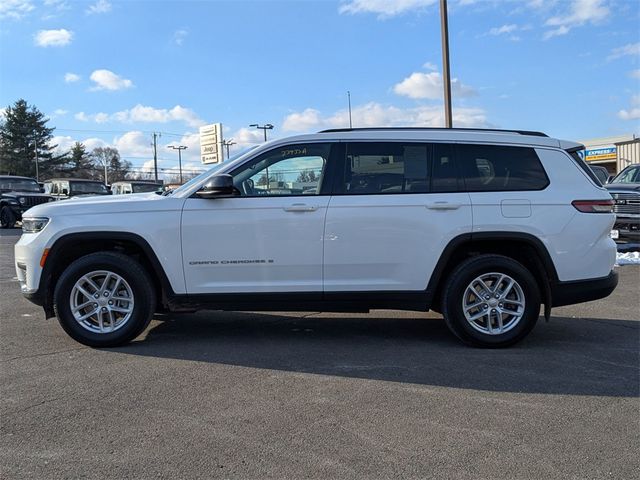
[[442, 254, 541, 348], [53, 252, 156, 347]]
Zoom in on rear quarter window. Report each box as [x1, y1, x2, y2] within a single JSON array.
[[457, 144, 549, 192]]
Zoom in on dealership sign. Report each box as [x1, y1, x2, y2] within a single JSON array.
[[584, 147, 616, 162], [199, 123, 223, 164]]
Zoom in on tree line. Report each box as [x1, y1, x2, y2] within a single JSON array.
[[0, 99, 132, 182]]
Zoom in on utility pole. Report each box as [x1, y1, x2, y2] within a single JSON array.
[[152, 132, 160, 181], [440, 0, 453, 128], [167, 145, 188, 183], [221, 139, 236, 160], [249, 123, 274, 142], [33, 137, 39, 182], [347, 91, 353, 129]]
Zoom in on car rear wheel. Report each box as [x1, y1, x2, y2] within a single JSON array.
[[0, 206, 16, 228], [442, 254, 541, 348], [53, 252, 156, 347]]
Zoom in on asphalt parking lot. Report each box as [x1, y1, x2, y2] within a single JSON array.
[[1, 229, 638, 479]]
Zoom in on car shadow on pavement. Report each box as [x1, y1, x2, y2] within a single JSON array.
[[113, 311, 640, 398]]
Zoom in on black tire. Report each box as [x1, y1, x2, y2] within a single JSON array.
[[53, 252, 157, 347], [0, 206, 16, 229], [442, 254, 541, 348]]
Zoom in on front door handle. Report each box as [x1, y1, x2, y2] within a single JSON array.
[[426, 202, 462, 210], [283, 204, 319, 212]]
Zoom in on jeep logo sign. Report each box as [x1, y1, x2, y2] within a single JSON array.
[[200, 123, 223, 164]]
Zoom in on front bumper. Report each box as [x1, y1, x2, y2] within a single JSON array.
[[612, 216, 640, 243], [551, 270, 618, 307]]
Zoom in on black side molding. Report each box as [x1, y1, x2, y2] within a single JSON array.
[[550, 270, 618, 307]]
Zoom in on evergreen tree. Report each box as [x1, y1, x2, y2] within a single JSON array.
[[68, 142, 93, 177], [0, 99, 63, 178]]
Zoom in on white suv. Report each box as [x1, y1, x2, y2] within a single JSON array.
[[15, 128, 618, 348]]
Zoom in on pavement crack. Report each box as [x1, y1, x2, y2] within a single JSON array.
[[1, 347, 87, 363]]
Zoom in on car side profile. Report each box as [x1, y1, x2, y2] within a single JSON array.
[[43, 178, 111, 200], [15, 128, 618, 348], [0, 175, 53, 228]]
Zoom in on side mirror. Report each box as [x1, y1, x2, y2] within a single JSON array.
[[40, 187, 45, 193], [195, 174, 236, 199], [62, 188, 69, 195]]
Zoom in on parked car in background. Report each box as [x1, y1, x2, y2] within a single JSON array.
[[111, 180, 163, 195], [605, 164, 640, 246], [0, 175, 53, 228], [588, 164, 610, 185], [43, 178, 111, 200]]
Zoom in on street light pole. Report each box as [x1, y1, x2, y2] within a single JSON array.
[[221, 139, 236, 160], [33, 137, 39, 182], [167, 145, 188, 184], [249, 123, 274, 142], [347, 91, 353, 128], [440, 0, 453, 128]]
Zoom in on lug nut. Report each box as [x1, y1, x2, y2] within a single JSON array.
[[103, 292, 109, 297], [495, 294, 500, 298], [93, 303, 98, 308], [108, 300, 113, 305], [101, 307, 107, 312], [499, 303, 503, 308], [94, 294, 99, 299], [483, 304, 488, 309], [485, 295, 490, 300]]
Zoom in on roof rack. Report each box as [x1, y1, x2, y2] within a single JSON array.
[[318, 127, 549, 137]]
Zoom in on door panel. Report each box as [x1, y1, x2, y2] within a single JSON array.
[[182, 196, 329, 293], [323, 193, 472, 291]]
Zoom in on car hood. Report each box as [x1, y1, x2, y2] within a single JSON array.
[[23, 192, 183, 217], [1, 191, 51, 198], [606, 183, 640, 193]]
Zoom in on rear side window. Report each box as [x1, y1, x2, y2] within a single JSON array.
[[457, 144, 549, 192], [568, 150, 602, 186], [337, 143, 429, 194]]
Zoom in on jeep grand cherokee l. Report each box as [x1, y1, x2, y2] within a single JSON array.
[[15, 128, 618, 348]]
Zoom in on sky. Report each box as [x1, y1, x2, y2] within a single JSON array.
[[1, 0, 639, 176]]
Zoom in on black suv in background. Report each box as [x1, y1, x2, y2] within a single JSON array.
[[606, 164, 640, 248], [0, 175, 53, 228], [43, 178, 111, 200]]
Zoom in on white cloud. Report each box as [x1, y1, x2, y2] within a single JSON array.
[[631, 69, 640, 80], [64, 72, 80, 83], [423, 61, 437, 71], [544, 0, 609, 40], [113, 104, 205, 128], [282, 102, 488, 132], [393, 71, 476, 100], [338, 0, 437, 18], [34, 28, 73, 47], [52, 135, 108, 154], [75, 112, 89, 122], [89, 69, 134, 91], [113, 131, 151, 158], [0, 0, 34, 20], [608, 43, 640, 61], [173, 29, 188, 46], [617, 95, 640, 121], [86, 0, 111, 15], [489, 24, 518, 36]]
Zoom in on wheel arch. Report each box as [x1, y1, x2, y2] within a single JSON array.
[[426, 232, 558, 313], [40, 231, 174, 317]]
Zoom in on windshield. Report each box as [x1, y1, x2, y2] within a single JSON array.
[[167, 145, 260, 196], [132, 183, 163, 193], [0, 178, 40, 192], [610, 166, 640, 184], [70, 181, 110, 194]]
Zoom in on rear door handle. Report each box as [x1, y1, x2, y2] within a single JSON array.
[[426, 202, 462, 210], [283, 204, 319, 212]]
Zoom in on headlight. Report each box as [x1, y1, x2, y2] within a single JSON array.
[[19, 197, 26, 204], [22, 217, 49, 233]]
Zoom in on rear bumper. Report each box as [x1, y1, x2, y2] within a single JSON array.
[[551, 270, 618, 307]]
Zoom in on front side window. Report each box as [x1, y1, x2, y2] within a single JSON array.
[[458, 144, 549, 192], [232, 143, 331, 196], [337, 143, 429, 194]]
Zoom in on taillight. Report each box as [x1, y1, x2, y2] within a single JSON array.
[[572, 199, 614, 213]]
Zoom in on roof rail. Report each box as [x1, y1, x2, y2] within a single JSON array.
[[318, 127, 549, 137]]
